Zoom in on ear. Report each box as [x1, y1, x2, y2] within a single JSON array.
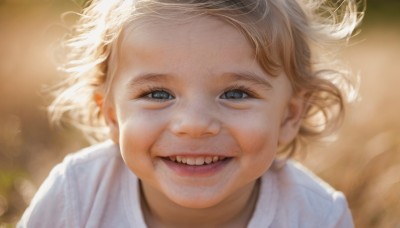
[[278, 92, 307, 145], [94, 92, 120, 144]]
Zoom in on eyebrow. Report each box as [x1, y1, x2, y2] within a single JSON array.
[[128, 73, 170, 88], [224, 71, 273, 89], [127, 71, 273, 89]]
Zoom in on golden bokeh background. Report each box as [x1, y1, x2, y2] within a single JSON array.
[[0, 0, 399, 227]]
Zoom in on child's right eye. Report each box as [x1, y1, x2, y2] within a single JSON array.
[[143, 90, 175, 101]]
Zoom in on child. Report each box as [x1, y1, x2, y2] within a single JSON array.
[[19, 0, 363, 227]]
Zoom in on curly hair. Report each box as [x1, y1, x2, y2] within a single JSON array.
[[49, 0, 364, 157]]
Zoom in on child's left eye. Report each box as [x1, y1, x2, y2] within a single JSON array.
[[220, 89, 249, 99]]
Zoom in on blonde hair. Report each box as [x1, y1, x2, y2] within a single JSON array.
[[49, 0, 364, 156]]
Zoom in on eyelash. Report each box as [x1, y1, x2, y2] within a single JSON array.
[[220, 85, 257, 99], [137, 86, 175, 101]]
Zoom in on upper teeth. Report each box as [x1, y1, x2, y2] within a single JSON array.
[[169, 156, 225, 165]]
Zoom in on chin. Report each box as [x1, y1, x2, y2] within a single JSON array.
[[171, 197, 223, 209], [163, 187, 228, 209]]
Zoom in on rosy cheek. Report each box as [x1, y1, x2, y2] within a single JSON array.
[[119, 118, 158, 177], [246, 131, 275, 153], [120, 117, 156, 146], [234, 119, 280, 154], [120, 109, 170, 146]]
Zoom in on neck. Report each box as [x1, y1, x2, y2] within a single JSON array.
[[140, 180, 260, 228]]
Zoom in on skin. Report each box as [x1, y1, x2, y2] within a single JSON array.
[[103, 15, 305, 227]]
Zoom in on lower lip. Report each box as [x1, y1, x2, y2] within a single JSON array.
[[161, 158, 232, 177]]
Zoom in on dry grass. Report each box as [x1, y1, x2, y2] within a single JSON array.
[[0, 2, 399, 227], [301, 27, 400, 227]]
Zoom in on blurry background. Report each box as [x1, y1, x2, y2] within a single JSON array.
[[0, 0, 399, 227]]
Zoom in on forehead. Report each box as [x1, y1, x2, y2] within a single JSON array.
[[107, 13, 292, 101], [117, 15, 255, 63]]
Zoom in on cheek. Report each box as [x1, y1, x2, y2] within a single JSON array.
[[228, 112, 283, 174], [117, 105, 169, 144], [232, 111, 283, 153], [117, 109, 169, 176], [237, 123, 280, 160]]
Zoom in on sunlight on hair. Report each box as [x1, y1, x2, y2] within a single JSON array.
[[49, 0, 364, 156]]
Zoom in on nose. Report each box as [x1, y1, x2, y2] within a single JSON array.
[[169, 100, 221, 138]]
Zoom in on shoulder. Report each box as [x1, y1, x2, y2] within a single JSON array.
[[48, 140, 125, 194], [262, 160, 354, 227], [63, 140, 121, 167], [273, 160, 337, 198], [18, 141, 127, 228], [42, 140, 124, 195]]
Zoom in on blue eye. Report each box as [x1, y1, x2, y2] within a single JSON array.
[[220, 89, 249, 99], [145, 90, 174, 100]]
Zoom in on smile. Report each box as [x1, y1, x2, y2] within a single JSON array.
[[161, 155, 232, 177], [168, 156, 227, 166]]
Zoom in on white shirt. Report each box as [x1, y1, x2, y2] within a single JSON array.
[[18, 141, 354, 228]]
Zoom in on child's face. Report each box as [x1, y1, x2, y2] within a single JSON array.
[[105, 15, 304, 208]]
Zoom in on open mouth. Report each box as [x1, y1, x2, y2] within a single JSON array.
[[160, 155, 232, 176], [164, 156, 229, 166]]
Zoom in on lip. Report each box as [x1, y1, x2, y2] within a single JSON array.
[[160, 156, 232, 177]]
